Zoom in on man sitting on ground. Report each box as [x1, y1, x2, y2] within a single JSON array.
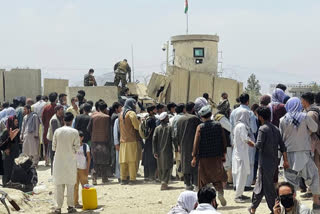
[[190, 185, 221, 214]]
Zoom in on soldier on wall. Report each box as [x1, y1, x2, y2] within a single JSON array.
[[114, 59, 131, 89], [84, 68, 97, 87]]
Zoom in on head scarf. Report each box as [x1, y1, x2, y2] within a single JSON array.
[[284, 97, 306, 128], [270, 89, 287, 122], [0, 107, 16, 125], [260, 95, 271, 106], [272, 88, 286, 104], [26, 112, 39, 133], [235, 109, 251, 129], [194, 97, 208, 116], [217, 99, 230, 116], [122, 98, 136, 121], [170, 191, 198, 213], [7, 115, 18, 130]]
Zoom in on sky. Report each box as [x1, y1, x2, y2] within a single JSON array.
[[0, 0, 319, 93]]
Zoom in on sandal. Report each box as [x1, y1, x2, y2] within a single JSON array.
[[248, 207, 254, 214]]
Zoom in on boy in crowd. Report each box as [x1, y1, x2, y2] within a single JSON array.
[[74, 131, 91, 208], [153, 112, 177, 190]]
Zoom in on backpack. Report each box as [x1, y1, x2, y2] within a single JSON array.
[[82, 143, 89, 161], [139, 116, 152, 140], [307, 107, 320, 138]]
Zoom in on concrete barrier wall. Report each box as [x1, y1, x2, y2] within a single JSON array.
[[66, 86, 118, 107], [43, 78, 69, 96], [4, 69, 41, 102], [238, 82, 244, 96], [127, 83, 148, 98], [166, 66, 189, 103], [147, 73, 167, 100], [147, 67, 243, 105], [0, 70, 5, 102], [188, 72, 214, 102]]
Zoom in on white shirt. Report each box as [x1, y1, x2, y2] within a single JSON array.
[[190, 203, 221, 214], [32, 100, 47, 124], [212, 115, 231, 132], [52, 126, 80, 185], [232, 123, 251, 175], [113, 118, 120, 146], [76, 143, 90, 170]]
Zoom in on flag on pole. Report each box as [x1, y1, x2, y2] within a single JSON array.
[[184, 0, 188, 14]]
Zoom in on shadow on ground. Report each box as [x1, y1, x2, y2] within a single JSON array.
[[218, 205, 246, 211]]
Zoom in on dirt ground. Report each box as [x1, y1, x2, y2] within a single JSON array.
[[0, 161, 315, 214]]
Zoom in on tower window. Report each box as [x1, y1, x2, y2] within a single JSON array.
[[193, 48, 204, 58]]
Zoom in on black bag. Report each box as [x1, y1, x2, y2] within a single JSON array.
[[11, 156, 38, 189]]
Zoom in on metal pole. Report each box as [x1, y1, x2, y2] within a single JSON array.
[[166, 41, 169, 72], [186, 12, 189, 34], [131, 44, 134, 83]]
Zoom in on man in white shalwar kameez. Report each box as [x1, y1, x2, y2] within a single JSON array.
[[230, 93, 257, 189], [52, 112, 80, 214], [232, 109, 254, 203], [21, 105, 40, 166], [113, 118, 120, 181]]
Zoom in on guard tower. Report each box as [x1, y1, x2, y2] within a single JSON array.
[[171, 34, 219, 75]]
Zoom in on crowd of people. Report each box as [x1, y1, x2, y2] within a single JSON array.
[[0, 83, 320, 213]]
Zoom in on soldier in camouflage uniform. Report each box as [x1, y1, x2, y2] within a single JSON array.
[[84, 68, 97, 87], [114, 59, 131, 88]]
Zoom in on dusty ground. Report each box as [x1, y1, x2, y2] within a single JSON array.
[[0, 162, 315, 214]]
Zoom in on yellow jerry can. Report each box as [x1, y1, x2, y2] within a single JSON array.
[[82, 187, 98, 210]]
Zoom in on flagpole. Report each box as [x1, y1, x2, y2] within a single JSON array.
[[186, 11, 189, 35], [131, 44, 135, 83], [185, 0, 189, 34]]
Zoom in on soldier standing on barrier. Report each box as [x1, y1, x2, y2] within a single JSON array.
[[84, 68, 97, 87], [114, 59, 131, 89]]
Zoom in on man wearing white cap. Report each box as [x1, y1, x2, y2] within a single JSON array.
[[191, 105, 228, 207], [152, 112, 177, 190]]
